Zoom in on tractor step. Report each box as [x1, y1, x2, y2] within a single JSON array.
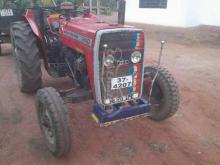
[[92, 99, 151, 127]]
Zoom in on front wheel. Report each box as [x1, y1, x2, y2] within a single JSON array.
[[143, 66, 180, 121], [35, 87, 72, 157]]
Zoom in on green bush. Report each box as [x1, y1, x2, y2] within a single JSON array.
[[0, 0, 34, 9]]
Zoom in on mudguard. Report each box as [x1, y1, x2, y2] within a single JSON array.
[[24, 9, 48, 70]]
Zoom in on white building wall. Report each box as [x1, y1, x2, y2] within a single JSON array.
[[125, 0, 187, 27], [200, 0, 220, 26], [125, 0, 220, 27], [183, 0, 200, 26]]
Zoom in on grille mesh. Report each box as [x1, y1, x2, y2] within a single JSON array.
[[98, 31, 144, 105]]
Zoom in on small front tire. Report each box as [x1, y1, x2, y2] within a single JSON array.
[[36, 87, 72, 157], [143, 66, 180, 121]]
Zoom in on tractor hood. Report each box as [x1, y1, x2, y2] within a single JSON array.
[[60, 13, 134, 49], [67, 13, 132, 33]]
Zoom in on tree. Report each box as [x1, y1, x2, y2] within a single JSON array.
[[0, 0, 32, 9]]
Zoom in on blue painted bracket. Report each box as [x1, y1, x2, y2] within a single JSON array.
[[92, 99, 151, 126]]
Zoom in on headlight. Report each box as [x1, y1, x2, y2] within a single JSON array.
[[104, 55, 114, 66], [131, 51, 142, 63]]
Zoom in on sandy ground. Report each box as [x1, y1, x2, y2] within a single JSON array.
[[0, 24, 220, 165]]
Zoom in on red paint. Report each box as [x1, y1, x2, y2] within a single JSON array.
[[24, 10, 49, 70], [134, 64, 141, 93]]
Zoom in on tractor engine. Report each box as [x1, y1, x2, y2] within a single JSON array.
[[45, 32, 89, 89], [62, 47, 90, 89]]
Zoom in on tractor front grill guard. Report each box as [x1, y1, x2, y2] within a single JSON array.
[[92, 28, 150, 126]]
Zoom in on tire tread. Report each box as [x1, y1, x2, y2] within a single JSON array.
[[10, 21, 42, 93]]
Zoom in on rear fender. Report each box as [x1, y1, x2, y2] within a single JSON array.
[[24, 9, 48, 70]]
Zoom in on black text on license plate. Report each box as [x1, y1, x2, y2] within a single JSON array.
[[111, 75, 132, 90], [106, 95, 133, 104], [0, 9, 13, 16]]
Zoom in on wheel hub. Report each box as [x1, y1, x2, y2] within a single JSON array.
[[143, 76, 163, 110], [40, 109, 55, 144]]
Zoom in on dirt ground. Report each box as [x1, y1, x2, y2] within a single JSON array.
[[0, 24, 220, 165]]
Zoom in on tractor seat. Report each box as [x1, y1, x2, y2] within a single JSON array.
[[60, 2, 74, 10], [60, 2, 75, 19]]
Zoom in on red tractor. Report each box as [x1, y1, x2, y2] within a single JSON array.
[[10, 0, 179, 157]]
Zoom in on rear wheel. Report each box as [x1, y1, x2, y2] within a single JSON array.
[[36, 87, 72, 157], [10, 21, 42, 93], [143, 66, 179, 121]]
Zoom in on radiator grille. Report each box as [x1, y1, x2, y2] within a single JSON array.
[[97, 30, 145, 105]]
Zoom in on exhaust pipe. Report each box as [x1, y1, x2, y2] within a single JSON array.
[[89, 0, 92, 12], [118, 0, 126, 25]]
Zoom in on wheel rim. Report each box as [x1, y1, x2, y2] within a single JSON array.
[[143, 74, 164, 111], [39, 106, 55, 145]]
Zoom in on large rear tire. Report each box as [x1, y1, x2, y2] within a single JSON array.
[[143, 66, 180, 121], [10, 21, 42, 93], [36, 87, 72, 157]]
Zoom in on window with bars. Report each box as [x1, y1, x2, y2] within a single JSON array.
[[139, 0, 168, 9]]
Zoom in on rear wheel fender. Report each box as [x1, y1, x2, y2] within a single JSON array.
[[24, 10, 49, 70]]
